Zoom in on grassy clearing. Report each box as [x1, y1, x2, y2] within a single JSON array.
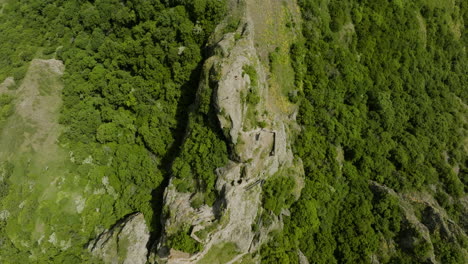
[[246, 0, 299, 115], [198, 242, 239, 264], [0, 60, 94, 261], [235, 253, 256, 264], [0, 60, 64, 159], [269, 46, 296, 98], [38, 72, 61, 96], [194, 221, 219, 241], [247, 0, 300, 62]]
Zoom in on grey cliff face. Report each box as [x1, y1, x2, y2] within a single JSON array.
[[88, 213, 150, 264], [153, 0, 304, 263]]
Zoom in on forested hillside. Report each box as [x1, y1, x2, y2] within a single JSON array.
[[0, 0, 466, 263], [0, 0, 226, 262], [261, 0, 467, 263]]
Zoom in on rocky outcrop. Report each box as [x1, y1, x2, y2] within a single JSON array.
[[88, 213, 150, 264], [369, 181, 468, 263], [153, 0, 304, 263]]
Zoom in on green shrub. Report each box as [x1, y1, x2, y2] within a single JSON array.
[[242, 65, 258, 87], [167, 226, 202, 254], [11, 66, 27, 83], [262, 173, 295, 215]]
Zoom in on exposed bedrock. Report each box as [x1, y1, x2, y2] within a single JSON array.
[[153, 0, 304, 263], [88, 213, 150, 264]]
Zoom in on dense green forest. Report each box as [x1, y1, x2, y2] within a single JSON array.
[[0, 0, 226, 262], [261, 0, 467, 263]]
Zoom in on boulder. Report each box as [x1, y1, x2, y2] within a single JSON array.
[[88, 213, 150, 264]]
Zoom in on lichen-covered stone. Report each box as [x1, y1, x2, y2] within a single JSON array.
[[88, 213, 150, 264]]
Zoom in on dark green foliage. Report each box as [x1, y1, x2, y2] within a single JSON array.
[[0, 94, 14, 121], [56, 0, 227, 245], [223, 16, 241, 34], [172, 120, 228, 204], [328, 0, 348, 32], [0, 161, 13, 199], [242, 65, 258, 87], [246, 89, 260, 106], [1, 0, 466, 262], [261, 229, 299, 264], [0, 94, 14, 132], [372, 191, 402, 238], [167, 225, 202, 254], [265, 0, 467, 263], [262, 173, 296, 215], [0, 0, 226, 262], [433, 234, 465, 264], [242, 65, 260, 105]]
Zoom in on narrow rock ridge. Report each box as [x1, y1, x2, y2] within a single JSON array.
[[153, 0, 304, 263]]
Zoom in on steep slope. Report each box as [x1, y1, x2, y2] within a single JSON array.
[[369, 182, 467, 263], [0, 0, 465, 263], [262, 0, 467, 263], [154, 0, 304, 263], [0, 59, 82, 262], [0, 1, 227, 262]]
